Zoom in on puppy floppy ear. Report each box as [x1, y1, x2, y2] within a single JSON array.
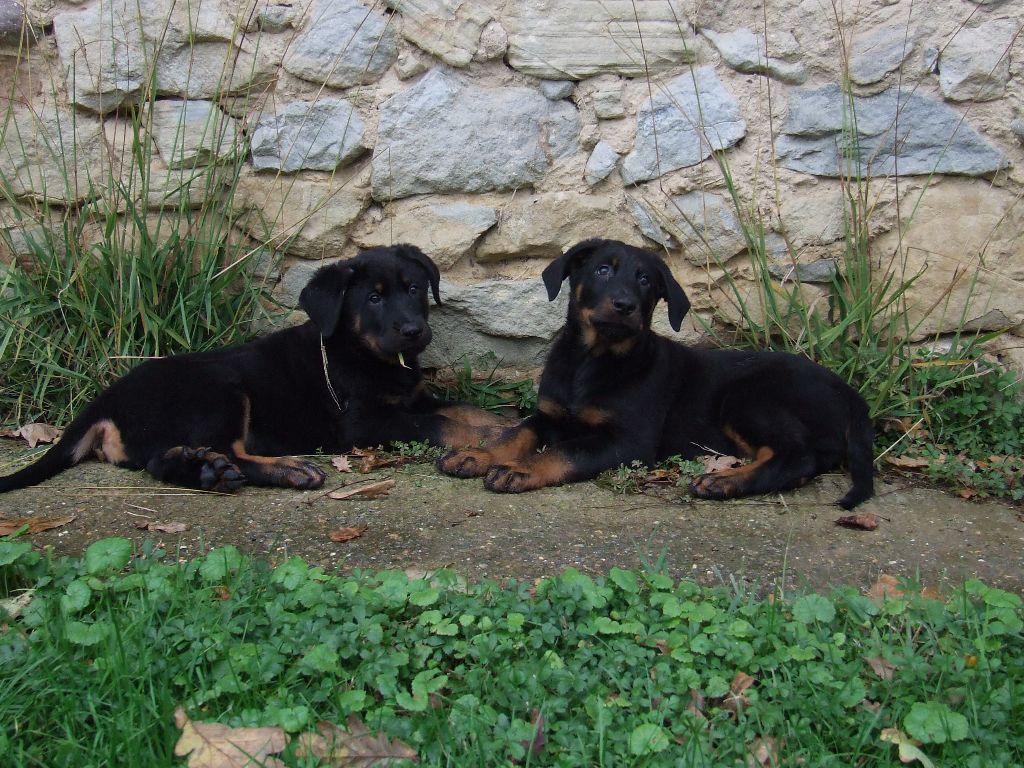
[[542, 239, 605, 301], [395, 244, 441, 305], [299, 262, 354, 337], [651, 257, 690, 332]]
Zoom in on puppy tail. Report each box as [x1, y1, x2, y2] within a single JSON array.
[[837, 399, 875, 510], [0, 416, 96, 493]]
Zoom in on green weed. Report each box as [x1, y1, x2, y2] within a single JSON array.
[[430, 353, 538, 414]]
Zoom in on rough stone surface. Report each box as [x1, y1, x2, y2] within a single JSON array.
[[386, 0, 490, 67], [1012, 119, 1024, 145], [591, 80, 625, 119], [475, 192, 641, 261], [584, 141, 619, 185], [147, 100, 240, 170], [283, 0, 398, 88], [660, 191, 748, 265], [235, 173, 370, 259], [849, 25, 916, 85], [775, 85, 1008, 177], [768, 258, 838, 284], [627, 196, 674, 247], [938, 19, 1014, 102], [505, 0, 694, 79], [372, 69, 580, 200], [250, 99, 365, 173], [621, 67, 746, 185], [540, 80, 574, 100], [257, 2, 298, 32], [474, 19, 508, 60], [52, 0, 271, 112], [703, 27, 807, 84], [351, 199, 496, 269], [0, 105, 107, 203], [422, 276, 569, 368], [0, 0, 28, 45]]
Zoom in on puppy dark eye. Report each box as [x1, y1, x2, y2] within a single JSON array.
[[368, 293, 382, 304], [408, 284, 419, 295], [595, 264, 611, 277], [638, 273, 650, 287]]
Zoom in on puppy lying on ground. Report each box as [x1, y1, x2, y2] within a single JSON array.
[[438, 239, 874, 509], [0, 244, 504, 493]]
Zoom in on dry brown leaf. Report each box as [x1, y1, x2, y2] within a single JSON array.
[[957, 488, 979, 500], [351, 448, 409, 473], [720, 671, 755, 714], [884, 455, 931, 470], [835, 512, 879, 531], [864, 655, 897, 681], [331, 455, 353, 473], [702, 454, 744, 473], [747, 736, 780, 767], [868, 574, 904, 604], [328, 479, 396, 501], [294, 715, 418, 766], [686, 688, 707, 721], [2, 423, 63, 448], [0, 514, 76, 537], [173, 707, 287, 768], [134, 521, 188, 534], [329, 525, 368, 543], [517, 709, 545, 760]]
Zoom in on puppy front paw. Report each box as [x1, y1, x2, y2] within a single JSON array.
[[437, 448, 493, 478], [690, 472, 742, 500], [484, 464, 532, 493]]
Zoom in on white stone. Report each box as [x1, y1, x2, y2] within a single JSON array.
[[584, 141, 619, 186], [147, 100, 241, 169], [352, 199, 497, 269], [385, 0, 491, 68], [939, 19, 1014, 102], [703, 27, 807, 84], [505, 0, 694, 79], [250, 99, 365, 172], [475, 19, 508, 61], [849, 25, 916, 85]]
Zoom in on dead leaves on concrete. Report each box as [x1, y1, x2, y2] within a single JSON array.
[[0, 514, 76, 536], [0, 422, 62, 448], [174, 708, 416, 768]]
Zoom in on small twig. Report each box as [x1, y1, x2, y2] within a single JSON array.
[[123, 503, 157, 518]]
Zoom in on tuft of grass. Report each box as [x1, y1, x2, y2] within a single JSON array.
[[429, 353, 538, 415], [1, 539, 1022, 766]]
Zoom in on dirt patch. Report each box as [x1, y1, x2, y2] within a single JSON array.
[[1, 441, 1022, 593]]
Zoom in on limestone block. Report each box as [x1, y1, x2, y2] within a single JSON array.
[[703, 27, 807, 84], [849, 25, 916, 85], [283, 0, 397, 88], [775, 85, 1007, 177], [0, 105, 107, 204], [591, 80, 625, 119], [662, 191, 748, 265], [53, 0, 272, 113], [476, 192, 641, 261], [234, 172, 369, 259], [372, 69, 579, 200], [621, 67, 746, 185], [584, 141, 620, 186], [876, 183, 1024, 338], [939, 19, 1014, 102], [384, 0, 491, 67], [250, 99, 365, 172], [147, 100, 241, 170], [352, 199, 497, 269], [421, 277, 570, 369], [505, 0, 694, 79]]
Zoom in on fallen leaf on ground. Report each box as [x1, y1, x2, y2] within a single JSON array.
[[517, 709, 545, 760], [957, 488, 979, 500], [174, 707, 287, 768], [868, 574, 904, 604], [746, 736, 780, 767], [835, 512, 879, 531], [328, 479, 396, 501], [0, 514, 76, 536], [133, 521, 188, 533], [720, 671, 755, 714], [329, 525, 368, 543], [351, 448, 411, 473], [294, 715, 417, 766], [331, 455, 353, 473], [0, 589, 35, 620], [864, 655, 897, 680], [884, 455, 931, 470], [0, 423, 62, 448], [702, 454, 744, 473], [880, 727, 935, 767]]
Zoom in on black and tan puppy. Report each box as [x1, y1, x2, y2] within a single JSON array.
[[438, 238, 874, 509], [0, 244, 504, 494]]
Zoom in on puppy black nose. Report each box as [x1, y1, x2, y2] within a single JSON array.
[[612, 298, 637, 315], [400, 323, 424, 339]]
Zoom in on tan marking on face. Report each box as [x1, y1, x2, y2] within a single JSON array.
[[538, 397, 566, 419], [608, 338, 636, 356], [578, 307, 599, 349], [73, 419, 129, 464]]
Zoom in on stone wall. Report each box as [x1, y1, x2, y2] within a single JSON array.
[[1, 0, 1022, 370]]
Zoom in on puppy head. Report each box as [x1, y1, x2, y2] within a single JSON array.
[[542, 239, 690, 341], [299, 244, 441, 360]]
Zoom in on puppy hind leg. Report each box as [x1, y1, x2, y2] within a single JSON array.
[[146, 446, 247, 492]]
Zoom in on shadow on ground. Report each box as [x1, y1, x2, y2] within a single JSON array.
[[1, 442, 1021, 593]]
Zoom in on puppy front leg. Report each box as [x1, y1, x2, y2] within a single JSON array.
[[436, 416, 542, 478]]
